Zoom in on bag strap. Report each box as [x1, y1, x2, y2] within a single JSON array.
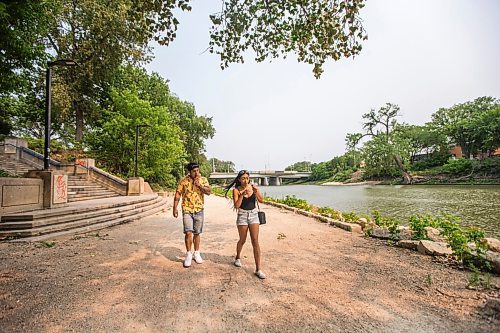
[[255, 193, 261, 212]]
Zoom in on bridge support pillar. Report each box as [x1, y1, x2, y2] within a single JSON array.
[[269, 177, 281, 186], [259, 177, 269, 186]]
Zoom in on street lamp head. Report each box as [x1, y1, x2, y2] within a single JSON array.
[[48, 59, 79, 67]]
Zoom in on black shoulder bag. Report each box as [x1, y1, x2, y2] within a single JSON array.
[[256, 199, 266, 225]]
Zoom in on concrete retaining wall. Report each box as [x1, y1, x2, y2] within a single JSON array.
[[0, 178, 44, 214]]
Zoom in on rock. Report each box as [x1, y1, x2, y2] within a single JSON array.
[[417, 240, 453, 256], [485, 251, 500, 274], [481, 238, 500, 253], [330, 220, 362, 233], [424, 227, 445, 242], [317, 216, 329, 223], [363, 221, 377, 231], [356, 218, 369, 229], [397, 226, 414, 240], [481, 298, 500, 319], [297, 210, 314, 218], [371, 227, 392, 239], [397, 240, 419, 250]]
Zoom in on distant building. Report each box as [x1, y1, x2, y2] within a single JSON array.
[[449, 145, 500, 159]]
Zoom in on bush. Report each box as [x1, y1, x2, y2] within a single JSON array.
[[342, 211, 359, 222], [441, 158, 474, 175], [410, 154, 450, 171], [318, 207, 343, 220]]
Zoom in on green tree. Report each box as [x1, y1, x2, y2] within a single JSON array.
[[394, 124, 448, 163], [200, 158, 236, 175], [110, 66, 215, 162], [0, 0, 56, 94], [85, 89, 185, 187], [468, 105, 500, 156], [431, 96, 499, 158], [285, 161, 311, 172], [209, 0, 368, 78], [347, 103, 413, 183]]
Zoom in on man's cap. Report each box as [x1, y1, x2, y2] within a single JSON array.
[[186, 162, 199, 171]]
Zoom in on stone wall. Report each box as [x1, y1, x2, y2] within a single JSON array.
[[0, 178, 44, 214]]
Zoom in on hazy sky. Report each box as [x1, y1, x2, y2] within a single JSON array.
[[146, 0, 500, 171]]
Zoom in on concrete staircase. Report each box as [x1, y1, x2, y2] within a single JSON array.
[[0, 194, 170, 242], [0, 154, 36, 176], [67, 174, 121, 202]]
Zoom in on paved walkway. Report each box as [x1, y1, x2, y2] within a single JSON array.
[[0, 195, 498, 332]]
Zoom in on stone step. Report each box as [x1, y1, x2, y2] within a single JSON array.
[[67, 189, 117, 197], [8, 197, 169, 242], [68, 193, 120, 202], [0, 196, 167, 240], [1, 195, 157, 222], [67, 186, 104, 191], [0, 196, 164, 231]]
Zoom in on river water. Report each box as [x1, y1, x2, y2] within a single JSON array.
[[260, 184, 500, 238]]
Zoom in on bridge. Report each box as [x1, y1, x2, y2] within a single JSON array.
[[209, 171, 312, 186]]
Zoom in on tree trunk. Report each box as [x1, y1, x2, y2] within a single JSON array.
[[75, 100, 83, 142], [393, 155, 413, 184]]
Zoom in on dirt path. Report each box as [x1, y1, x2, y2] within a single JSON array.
[[0, 195, 498, 333]]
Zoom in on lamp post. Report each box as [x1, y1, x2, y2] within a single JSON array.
[[134, 124, 151, 177], [44, 59, 78, 170]]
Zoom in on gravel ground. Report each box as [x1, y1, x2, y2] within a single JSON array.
[[0, 195, 499, 333]]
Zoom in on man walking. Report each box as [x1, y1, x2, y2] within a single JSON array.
[[173, 162, 211, 267]]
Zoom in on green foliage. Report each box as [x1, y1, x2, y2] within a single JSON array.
[[309, 151, 360, 182], [208, 0, 368, 78], [408, 214, 439, 240], [431, 96, 499, 158], [441, 158, 474, 175], [410, 153, 450, 171], [408, 213, 490, 268], [211, 186, 228, 197], [285, 161, 311, 172], [342, 211, 359, 223], [0, 169, 11, 177], [269, 195, 311, 211], [111, 66, 215, 163], [0, 0, 55, 94], [371, 210, 400, 239], [318, 207, 343, 220], [85, 89, 185, 188], [200, 158, 235, 176]]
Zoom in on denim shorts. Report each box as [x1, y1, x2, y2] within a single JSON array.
[[183, 210, 204, 234], [236, 208, 259, 226]]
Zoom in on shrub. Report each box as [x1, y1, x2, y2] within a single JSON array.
[[318, 207, 343, 220], [342, 211, 359, 222], [441, 158, 474, 175]]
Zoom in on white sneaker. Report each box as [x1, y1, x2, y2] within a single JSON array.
[[193, 251, 203, 264], [234, 259, 242, 267], [183, 252, 192, 267], [255, 270, 266, 279]]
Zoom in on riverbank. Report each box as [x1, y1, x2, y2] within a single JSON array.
[[0, 195, 499, 332]]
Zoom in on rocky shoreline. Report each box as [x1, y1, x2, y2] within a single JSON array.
[[263, 200, 500, 275]]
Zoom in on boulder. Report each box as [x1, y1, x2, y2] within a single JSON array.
[[330, 220, 362, 233], [397, 226, 414, 240], [317, 215, 329, 223], [356, 217, 369, 229], [424, 227, 445, 242], [485, 251, 500, 274], [397, 240, 419, 251], [417, 240, 453, 256], [371, 227, 392, 239], [481, 238, 500, 253]]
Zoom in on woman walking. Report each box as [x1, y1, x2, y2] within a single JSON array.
[[225, 170, 266, 279]]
